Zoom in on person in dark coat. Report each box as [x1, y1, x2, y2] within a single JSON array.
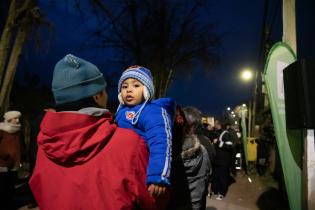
[[183, 107, 216, 165], [167, 105, 192, 210], [0, 111, 22, 210], [168, 106, 212, 210], [183, 106, 212, 210], [210, 120, 236, 200], [225, 123, 239, 177], [181, 134, 211, 210]]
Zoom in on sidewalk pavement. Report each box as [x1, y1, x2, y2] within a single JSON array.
[[18, 170, 287, 210], [206, 170, 287, 210]]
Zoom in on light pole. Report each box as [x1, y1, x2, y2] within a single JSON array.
[[240, 103, 248, 170], [240, 68, 255, 137]]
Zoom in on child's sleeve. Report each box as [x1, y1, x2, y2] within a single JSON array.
[[141, 105, 173, 186]]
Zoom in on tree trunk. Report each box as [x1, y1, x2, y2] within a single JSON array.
[[155, 74, 163, 98], [0, 0, 17, 87], [155, 67, 174, 98], [0, 27, 28, 111], [162, 68, 174, 97]]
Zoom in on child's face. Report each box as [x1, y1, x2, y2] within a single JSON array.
[[121, 78, 145, 106]]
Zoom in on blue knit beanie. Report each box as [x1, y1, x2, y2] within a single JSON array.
[[52, 54, 106, 105], [118, 66, 154, 101]]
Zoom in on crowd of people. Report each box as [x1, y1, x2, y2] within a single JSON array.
[[0, 54, 242, 210]]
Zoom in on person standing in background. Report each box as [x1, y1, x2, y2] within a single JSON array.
[[210, 121, 236, 200], [0, 111, 22, 210], [181, 106, 212, 210]]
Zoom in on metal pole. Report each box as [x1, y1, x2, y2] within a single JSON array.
[[248, 100, 252, 137]]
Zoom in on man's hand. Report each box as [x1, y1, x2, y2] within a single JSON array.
[[148, 184, 167, 198]]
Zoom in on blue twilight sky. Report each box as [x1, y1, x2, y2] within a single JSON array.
[[17, 0, 315, 116]]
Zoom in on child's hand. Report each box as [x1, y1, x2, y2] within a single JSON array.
[[148, 184, 167, 197]]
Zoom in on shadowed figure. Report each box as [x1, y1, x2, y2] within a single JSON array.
[[167, 105, 193, 210], [168, 106, 212, 210], [256, 187, 289, 210]]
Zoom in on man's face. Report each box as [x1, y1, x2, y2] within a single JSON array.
[[120, 78, 144, 106]]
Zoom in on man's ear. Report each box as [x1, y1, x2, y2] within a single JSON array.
[[92, 90, 107, 108], [92, 91, 103, 103], [92, 93, 99, 101]]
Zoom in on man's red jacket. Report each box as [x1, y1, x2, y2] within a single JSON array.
[[29, 110, 158, 210]]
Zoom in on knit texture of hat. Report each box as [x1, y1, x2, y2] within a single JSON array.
[[4, 111, 21, 121], [52, 54, 106, 104], [118, 66, 154, 100]]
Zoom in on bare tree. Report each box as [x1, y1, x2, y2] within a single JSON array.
[[79, 0, 221, 97], [0, 0, 48, 113], [0, 0, 18, 87]]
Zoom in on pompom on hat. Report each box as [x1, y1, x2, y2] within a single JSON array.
[[52, 54, 107, 105], [117, 65, 154, 104], [4, 111, 21, 122]]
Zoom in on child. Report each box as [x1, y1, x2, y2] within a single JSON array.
[[115, 65, 175, 196]]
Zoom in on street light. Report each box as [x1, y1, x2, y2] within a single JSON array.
[[240, 68, 256, 136], [240, 68, 254, 81]]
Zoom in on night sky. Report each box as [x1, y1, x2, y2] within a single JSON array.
[[16, 0, 315, 117]]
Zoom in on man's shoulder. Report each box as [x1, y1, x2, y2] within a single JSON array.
[[115, 127, 139, 136], [113, 127, 143, 143], [110, 127, 148, 157]]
